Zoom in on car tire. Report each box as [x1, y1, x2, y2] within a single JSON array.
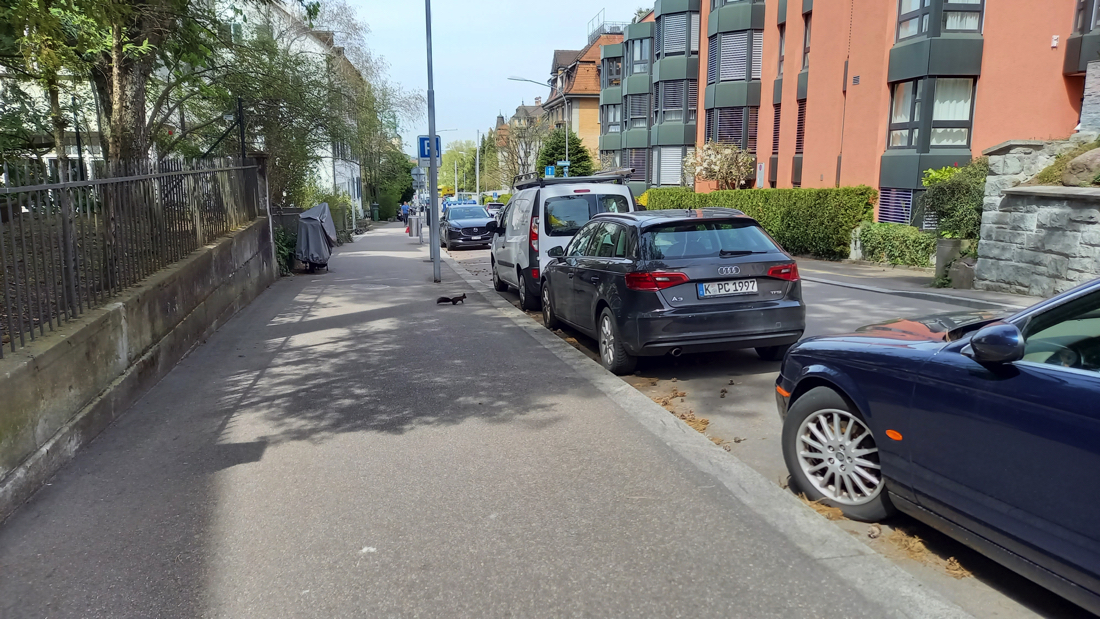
[[756, 344, 792, 361], [542, 282, 560, 329], [517, 269, 540, 311], [598, 308, 636, 375], [491, 259, 508, 292], [782, 387, 895, 522]]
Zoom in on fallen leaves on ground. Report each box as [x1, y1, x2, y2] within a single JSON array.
[[945, 557, 973, 579], [799, 494, 845, 521], [679, 410, 709, 433], [888, 528, 930, 563]]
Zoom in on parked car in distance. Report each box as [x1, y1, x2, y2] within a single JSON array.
[[485, 202, 505, 217], [440, 206, 495, 250], [485, 174, 638, 311], [541, 208, 806, 374], [776, 280, 1100, 614]]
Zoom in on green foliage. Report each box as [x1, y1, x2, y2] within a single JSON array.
[[498, 193, 512, 205], [859, 223, 937, 267], [1033, 141, 1100, 185], [644, 186, 877, 259], [535, 129, 594, 178], [921, 165, 961, 187], [274, 227, 297, 275], [916, 157, 987, 240]]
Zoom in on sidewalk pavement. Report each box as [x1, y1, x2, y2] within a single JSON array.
[[796, 258, 1044, 311], [0, 224, 967, 618]]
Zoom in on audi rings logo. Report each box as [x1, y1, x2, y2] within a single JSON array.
[[717, 266, 741, 276]]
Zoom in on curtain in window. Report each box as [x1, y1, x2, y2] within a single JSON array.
[[891, 82, 914, 124], [933, 78, 973, 121], [720, 32, 748, 81], [943, 11, 980, 31], [664, 14, 687, 54]]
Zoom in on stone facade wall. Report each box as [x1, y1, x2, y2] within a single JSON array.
[[982, 138, 1090, 214], [974, 187, 1100, 297]]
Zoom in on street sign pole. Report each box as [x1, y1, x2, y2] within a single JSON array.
[[475, 129, 480, 204], [424, 0, 441, 282]]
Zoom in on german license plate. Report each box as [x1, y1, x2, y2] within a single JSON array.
[[698, 279, 758, 298], [470, 236, 482, 240]]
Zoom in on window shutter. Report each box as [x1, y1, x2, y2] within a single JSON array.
[[664, 14, 687, 55], [716, 108, 744, 145], [690, 14, 700, 52], [659, 147, 683, 186], [663, 81, 685, 110], [772, 104, 781, 153], [877, 188, 913, 224], [687, 80, 698, 110], [705, 110, 715, 141], [747, 107, 759, 153], [752, 31, 763, 80], [720, 32, 748, 81], [707, 35, 718, 84], [629, 94, 648, 118], [795, 100, 807, 154], [654, 17, 663, 56], [628, 149, 648, 181]]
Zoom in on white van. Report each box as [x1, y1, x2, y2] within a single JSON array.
[[486, 174, 638, 310]]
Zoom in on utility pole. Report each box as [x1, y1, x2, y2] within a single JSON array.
[[454, 158, 458, 197], [425, 0, 441, 282], [564, 98, 570, 177], [475, 129, 480, 204]]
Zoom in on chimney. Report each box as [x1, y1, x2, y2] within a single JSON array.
[[535, 96, 542, 106]]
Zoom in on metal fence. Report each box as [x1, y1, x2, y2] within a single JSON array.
[[0, 158, 260, 358]]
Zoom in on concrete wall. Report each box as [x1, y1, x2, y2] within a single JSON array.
[[0, 217, 276, 521], [975, 187, 1100, 297]]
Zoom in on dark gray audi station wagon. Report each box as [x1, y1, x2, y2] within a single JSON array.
[[541, 208, 806, 374]]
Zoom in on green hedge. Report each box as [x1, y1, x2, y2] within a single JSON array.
[[859, 222, 937, 267], [644, 186, 877, 259]]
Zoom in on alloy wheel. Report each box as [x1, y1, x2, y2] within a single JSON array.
[[542, 287, 552, 324], [795, 408, 883, 506], [599, 315, 615, 366]]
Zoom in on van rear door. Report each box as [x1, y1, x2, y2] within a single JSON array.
[[538, 191, 632, 271]]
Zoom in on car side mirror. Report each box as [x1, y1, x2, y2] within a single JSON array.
[[547, 246, 565, 258], [486, 221, 500, 234], [965, 322, 1025, 364]]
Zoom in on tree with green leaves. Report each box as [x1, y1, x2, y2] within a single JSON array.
[[535, 128, 594, 178]]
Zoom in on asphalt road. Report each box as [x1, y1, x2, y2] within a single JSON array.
[[447, 245, 1095, 619]]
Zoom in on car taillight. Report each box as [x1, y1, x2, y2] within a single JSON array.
[[531, 267, 539, 280], [625, 272, 690, 291], [530, 215, 539, 251], [767, 263, 800, 281]]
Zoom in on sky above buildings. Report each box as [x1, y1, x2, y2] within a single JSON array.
[[350, 0, 647, 155]]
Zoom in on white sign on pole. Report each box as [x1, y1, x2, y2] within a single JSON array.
[[756, 163, 766, 188]]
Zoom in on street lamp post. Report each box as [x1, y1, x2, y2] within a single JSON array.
[[508, 76, 568, 177], [424, 0, 441, 282]]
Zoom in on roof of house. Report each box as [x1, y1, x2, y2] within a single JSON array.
[[544, 33, 621, 107], [552, 50, 582, 73]]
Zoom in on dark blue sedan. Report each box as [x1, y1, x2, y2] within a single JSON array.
[[776, 279, 1100, 613]]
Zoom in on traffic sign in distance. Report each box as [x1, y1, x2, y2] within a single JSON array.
[[545, 166, 555, 177], [417, 135, 442, 168]]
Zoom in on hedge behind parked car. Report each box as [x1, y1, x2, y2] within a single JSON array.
[[644, 186, 877, 260]]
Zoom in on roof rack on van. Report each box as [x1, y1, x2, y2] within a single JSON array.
[[512, 168, 635, 191]]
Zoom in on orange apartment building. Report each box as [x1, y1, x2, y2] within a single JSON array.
[[595, 0, 1092, 223]]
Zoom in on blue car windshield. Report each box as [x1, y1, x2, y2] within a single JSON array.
[[642, 221, 779, 260], [448, 207, 489, 219]]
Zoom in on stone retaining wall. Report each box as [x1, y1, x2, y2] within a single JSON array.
[[0, 218, 277, 522], [974, 187, 1100, 297]]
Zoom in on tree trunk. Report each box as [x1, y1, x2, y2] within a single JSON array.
[[97, 24, 154, 166], [46, 76, 79, 317]]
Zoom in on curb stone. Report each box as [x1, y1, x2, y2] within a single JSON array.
[[441, 251, 973, 619], [803, 276, 1027, 312]]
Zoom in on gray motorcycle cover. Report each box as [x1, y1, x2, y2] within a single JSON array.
[[296, 202, 338, 265]]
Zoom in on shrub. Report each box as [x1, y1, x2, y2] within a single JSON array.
[[636, 190, 650, 208], [274, 227, 297, 275], [1032, 140, 1100, 185], [644, 186, 877, 260], [916, 157, 987, 240], [497, 193, 512, 205], [859, 222, 936, 267]]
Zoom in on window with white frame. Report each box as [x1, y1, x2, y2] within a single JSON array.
[[602, 58, 622, 88], [603, 104, 622, 133], [802, 14, 811, 70], [657, 147, 684, 186], [942, 0, 984, 33], [897, 0, 931, 41]]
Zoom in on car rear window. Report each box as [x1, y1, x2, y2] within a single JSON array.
[[642, 221, 780, 259], [544, 194, 631, 236]]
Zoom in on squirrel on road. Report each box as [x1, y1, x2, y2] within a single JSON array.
[[436, 294, 467, 305]]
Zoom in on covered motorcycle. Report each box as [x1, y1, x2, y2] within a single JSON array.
[[296, 202, 338, 271]]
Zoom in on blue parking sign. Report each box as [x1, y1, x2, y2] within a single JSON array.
[[545, 166, 555, 177]]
